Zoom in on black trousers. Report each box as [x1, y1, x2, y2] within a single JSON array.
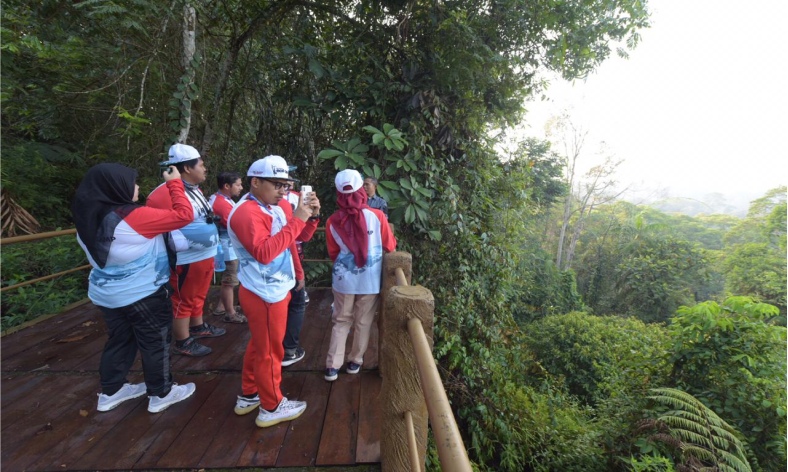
[[283, 286, 307, 356], [98, 284, 173, 397]]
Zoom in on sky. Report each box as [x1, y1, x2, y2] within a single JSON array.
[[516, 0, 788, 214]]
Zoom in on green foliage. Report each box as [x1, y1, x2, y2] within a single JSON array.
[[0, 140, 87, 227], [624, 454, 677, 472], [668, 297, 787, 470], [642, 388, 751, 472], [573, 202, 721, 322], [1, 236, 88, 330], [526, 312, 670, 405]]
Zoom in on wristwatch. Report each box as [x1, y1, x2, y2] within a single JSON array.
[[308, 215, 320, 221]]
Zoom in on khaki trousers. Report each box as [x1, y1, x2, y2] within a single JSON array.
[[326, 290, 380, 369]]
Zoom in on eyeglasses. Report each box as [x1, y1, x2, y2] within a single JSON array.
[[262, 179, 292, 191]]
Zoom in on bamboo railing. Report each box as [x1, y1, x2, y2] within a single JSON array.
[[0, 228, 90, 292], [0, 227, 332, 292], [380, 251, 472, 472]]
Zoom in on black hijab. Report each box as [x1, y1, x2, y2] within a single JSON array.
[[72, 163, 140, 268]]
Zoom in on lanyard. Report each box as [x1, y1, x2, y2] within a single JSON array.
[[246, 194, 286, 229], [184, 183, 212, 219]]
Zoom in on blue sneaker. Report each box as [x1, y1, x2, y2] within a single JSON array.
[[346, 362, 361, 374], [324, 368, 338, 382]]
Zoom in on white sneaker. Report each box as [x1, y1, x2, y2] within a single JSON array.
[[97, 383, 147, 412], [147, 383, 196, 413], [235, 394, 260, 416], [255, 397, 307, 428]]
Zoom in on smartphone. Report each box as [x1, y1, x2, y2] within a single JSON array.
[[301, 185, 312, 204]]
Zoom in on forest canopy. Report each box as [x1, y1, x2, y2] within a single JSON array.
[[2, 1, 785, 471]]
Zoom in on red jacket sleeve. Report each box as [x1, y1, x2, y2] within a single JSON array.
[[146, 182, 173, 210], [297, 218, 319, 243], [232, 200, 306, 265], [371, 209, 397, 252], [325, 215, 341, 262], [278, 200, 305, 280], [126, 180, 194, 238], [211, 195, 233, 228]]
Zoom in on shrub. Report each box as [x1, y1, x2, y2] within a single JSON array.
[[668, 297, 787, 471], [526, 312, 671, 404]]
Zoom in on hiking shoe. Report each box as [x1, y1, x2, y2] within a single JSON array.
[[148, 383, 196, 413], [282, 347, 306, 367], [346, 362, 361, 374], [235, 394, 261, 416], [190, 322, 226, 339], [324, 368, 338, 382], [255, 397, 307, 428], [173, 337, 212, 357], [97, 383, 147, 412]]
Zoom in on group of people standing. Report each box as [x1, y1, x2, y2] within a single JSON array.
[[72, 144, 395, 427]]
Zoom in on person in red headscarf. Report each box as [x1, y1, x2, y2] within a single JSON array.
[[324, 169, 397, 381]]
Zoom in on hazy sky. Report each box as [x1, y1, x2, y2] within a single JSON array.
[[518, 0, 788, 211]]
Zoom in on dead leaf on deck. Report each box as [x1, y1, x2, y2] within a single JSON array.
[[79, 409, 89, 417], [81, 321, 96, 327], [205, 373, 217, 382], [56, 334, 90, 343]]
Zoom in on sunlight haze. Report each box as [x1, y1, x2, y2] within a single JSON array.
[[520, 0, 788, 215]]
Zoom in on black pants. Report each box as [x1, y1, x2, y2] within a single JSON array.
[[98, 284, 173, 397], [283, 286, 307, 356]]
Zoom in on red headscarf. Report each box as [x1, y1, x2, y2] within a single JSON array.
[[334, 186, 370, 267]]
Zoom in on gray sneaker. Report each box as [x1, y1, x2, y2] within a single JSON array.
[[255, 397, 307, 428], [282, 347, 306, 367], [148, 383, 196, 413], [97, 383, 147, 412], [173, 337, 212, 357]]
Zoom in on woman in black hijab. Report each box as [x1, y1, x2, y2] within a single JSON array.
[[73, 163, 197, 414]]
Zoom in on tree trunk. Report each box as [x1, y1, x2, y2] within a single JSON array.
[[201, 1, 295, 156], [178, 4, 196, 144], [564, 203, 595, 270]]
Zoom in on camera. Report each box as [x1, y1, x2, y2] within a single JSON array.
[[204, 211, 219, 225]]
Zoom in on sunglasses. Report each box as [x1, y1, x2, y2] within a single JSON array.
[[262, 179, 292, 191]]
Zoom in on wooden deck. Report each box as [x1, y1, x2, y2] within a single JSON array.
[[1, 289, 382, 471]]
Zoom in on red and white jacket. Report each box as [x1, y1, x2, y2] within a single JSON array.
[[77, 180, 194, 308], [147, 180, 219, 265], [326, 208, 396, 295], [208, 192, 237, 261], [227, 194, 318, 303]]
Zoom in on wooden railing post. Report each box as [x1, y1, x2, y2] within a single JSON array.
[[381, 286, 431, 470], [379, 251, 412, 378]]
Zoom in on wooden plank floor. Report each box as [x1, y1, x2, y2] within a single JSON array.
[[1, 288, 382, 470]]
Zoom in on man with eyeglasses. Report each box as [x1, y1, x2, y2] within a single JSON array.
[[147, 144, 226, 357], [226, 155, 320, 428]]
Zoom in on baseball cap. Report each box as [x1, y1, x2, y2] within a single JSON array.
[[335, 169, 363, 194], [247, 155, 298, 181], [160, 143, 200, 165]]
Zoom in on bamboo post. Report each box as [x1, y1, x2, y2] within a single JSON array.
[[379, 251, 412, 378], [381, 284, 431, 472], [404, 411, 422, 471], [408, 317, 472, 471]]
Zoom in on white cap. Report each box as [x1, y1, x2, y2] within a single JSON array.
[[247, 155, 297, 180], [166, 143, 201, 164], [335, 169, 363, 194]]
